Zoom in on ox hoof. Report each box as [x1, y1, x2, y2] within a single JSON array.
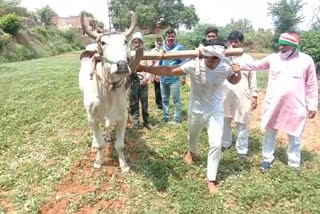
[[121, 166, 130, 173], [93, 161, 104, 169]]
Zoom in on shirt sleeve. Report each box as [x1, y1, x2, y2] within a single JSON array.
[[180, 60, 194, 75], [305, 58, 319, 111], [222, 58, 234, 77], [245, 55, 259, 97], [240, 54, 271, 71]]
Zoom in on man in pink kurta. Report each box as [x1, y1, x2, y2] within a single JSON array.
[[236, 32, 318, 171]]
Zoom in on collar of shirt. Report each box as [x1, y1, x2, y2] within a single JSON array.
[[163, 43, 177, 51]]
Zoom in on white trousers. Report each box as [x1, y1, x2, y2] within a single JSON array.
[[222, 118, 249, 155], [263, 128, 301, 167], [188, 112, 224, 181]]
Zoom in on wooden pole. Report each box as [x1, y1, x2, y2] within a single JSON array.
[[141, 48, 243, 60]]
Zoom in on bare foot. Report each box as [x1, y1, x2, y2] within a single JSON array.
[[208, 181, 219, 195], [184, 151, 194, 165]]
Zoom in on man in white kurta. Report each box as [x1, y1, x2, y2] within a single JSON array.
[[137, 40, 242, 195], [222, 31, 258, 158]]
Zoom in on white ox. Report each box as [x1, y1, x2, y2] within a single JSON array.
[[79, 11, 143, 172]]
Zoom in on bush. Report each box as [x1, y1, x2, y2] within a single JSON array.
[[244, 31, 273, 52], [0, 26, 84, 63], [301, 30, 320, 63], [0, 13, 22, 35], [0, 34, 11, 51]]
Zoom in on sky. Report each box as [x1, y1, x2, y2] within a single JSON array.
[[20, 0, 320, 30]]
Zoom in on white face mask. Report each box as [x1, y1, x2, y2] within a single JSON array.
[[280, 49, 295, 59]]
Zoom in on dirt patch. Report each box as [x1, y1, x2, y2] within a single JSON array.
[[250, 92, 320, 152], [39, 144, 129, 214], [0, 199, 15, 214]]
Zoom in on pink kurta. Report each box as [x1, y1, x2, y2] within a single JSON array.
[[241, 51, 318, 137]]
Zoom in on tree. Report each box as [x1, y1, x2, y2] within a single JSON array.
[[0, 13, 22, 35], [0, 0, 31, 17], [267, 0, 304, 33], [301, 30, 320, 63], [36, 5, 57, 26], [109, 0, 199, 32], [225, 18, 254, 33]]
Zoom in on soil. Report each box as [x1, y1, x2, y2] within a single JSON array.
[[39, 144, 129, 214], [250, 92, 320, 152]]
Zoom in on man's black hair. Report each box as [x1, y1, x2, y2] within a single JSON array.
[[227, 31, 244, 42], [165, 28, 176, 36], [203, 40, 226, 48], [205, 26, 219, 36]]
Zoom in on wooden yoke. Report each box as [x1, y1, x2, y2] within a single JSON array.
[[141, 48, 243, 60]]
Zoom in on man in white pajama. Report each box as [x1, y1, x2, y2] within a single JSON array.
[[137, 40, 242, 195], [222, 31, 258, 158]]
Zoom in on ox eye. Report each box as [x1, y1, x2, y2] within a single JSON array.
[[101, 41, 106, 46], [125, 40, 128, 45]]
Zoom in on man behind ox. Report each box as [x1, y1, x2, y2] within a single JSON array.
[[159, 29, 186, 124], [151, 35, 164, 110], [204, 26, 219, 42], [137, 40, 242, 195], [222, 31, 258, 159], [129, 32, 153, 130], [233, 32, 318, 172]]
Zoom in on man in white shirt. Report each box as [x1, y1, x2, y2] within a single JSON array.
[[137, 40, 241, 195], [222, 31, 258, 158]]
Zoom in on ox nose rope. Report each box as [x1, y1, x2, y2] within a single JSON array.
[[102, 57, 120, 65]]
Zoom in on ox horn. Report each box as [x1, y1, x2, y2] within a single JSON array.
[[124, 11, 137, 38], [80, 11, 100, 39]]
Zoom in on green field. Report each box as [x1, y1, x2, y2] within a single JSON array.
[[0, 54, 319, 214]]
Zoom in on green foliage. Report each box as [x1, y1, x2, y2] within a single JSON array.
[[301, 30, 320, 63], [175, 24, 215, 50], [0, 13, 22, 35], [144, 34, 157, 49], [267, 0, 304, 33], [36, 5, 57, 26], [0, 0, 31, 17], [0, 26, 82, 63], [110, 0, 199, 32], [244, 31, 273, 52], [59, 29, 83, 50], [0, 33, 10, 51], [225, 18, 254, 33]]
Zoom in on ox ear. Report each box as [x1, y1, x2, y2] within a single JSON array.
[[80, 43, 99, 60], [80, 50, 95, 60]]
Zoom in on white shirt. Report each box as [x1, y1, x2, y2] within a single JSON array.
[[181, 58, 233, 115]]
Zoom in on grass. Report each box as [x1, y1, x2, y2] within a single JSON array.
[[0, 53, 319, 213]]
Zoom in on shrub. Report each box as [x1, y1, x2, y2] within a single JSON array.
[[301, 30, 320, 63], [0, 34, 11, 51], [0, 13, 22, 35], [244, 31, 273, 52]]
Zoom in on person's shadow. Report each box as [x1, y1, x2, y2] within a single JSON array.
[[108, 116, 187, 191]]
